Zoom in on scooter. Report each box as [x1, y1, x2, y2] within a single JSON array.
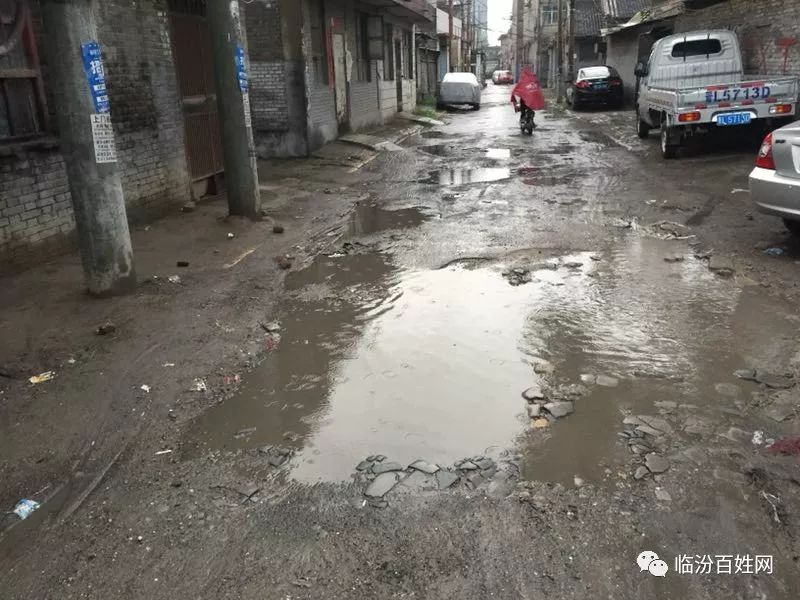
[[519, 105, 535, 135], [511, 67, 545, 136]]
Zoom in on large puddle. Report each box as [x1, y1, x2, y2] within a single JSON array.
[[186, 214, 793, 485]]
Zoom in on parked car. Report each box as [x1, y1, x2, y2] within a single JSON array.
[[438, 72, 481, 110], [749, 121, 800, 234], [566, 66, 624, 109], [635, 30, 798, 159], [492, 70, 514, 85]]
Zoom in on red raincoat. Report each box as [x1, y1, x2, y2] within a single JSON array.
[[511, 68, 546, 112]]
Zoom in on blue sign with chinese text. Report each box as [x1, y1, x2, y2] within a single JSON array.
[[81, 41, 110, 114], [235, 45, 248, 92]]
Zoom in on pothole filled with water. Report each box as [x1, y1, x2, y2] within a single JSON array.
[[185, 226, 794, 487]]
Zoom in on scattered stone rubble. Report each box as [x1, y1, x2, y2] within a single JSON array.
[[621, 415, 672, 480], [257, 445, 294, 467], [353, 453, 519, 507], [503, 267, 532, 286], [521, 380, 580, 428]]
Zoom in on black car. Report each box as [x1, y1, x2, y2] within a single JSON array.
[[567, 66, 624, 109]]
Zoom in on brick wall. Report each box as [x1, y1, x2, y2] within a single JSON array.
[[250, 62, 290, 130], [245, 0, 289, 132], [98, 0, 190, 220], [246, 0, 309, 156], [676, 0, 800, 77], [0, 0, 191, 271], [247, 0, 284, 62], [0, 147, 74, 272]]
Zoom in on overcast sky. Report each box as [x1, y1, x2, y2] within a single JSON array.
[[487, 0, 513, 46]]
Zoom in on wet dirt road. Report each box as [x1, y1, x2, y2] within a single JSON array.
[[4, 83, 800, 599]]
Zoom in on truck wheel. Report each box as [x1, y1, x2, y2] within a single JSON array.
[[660, 121, 680, 159], [636, 112, 650, 138]]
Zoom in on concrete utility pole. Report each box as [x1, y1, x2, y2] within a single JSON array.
[[448, 0, 454, 71], [557, 0, 565, 103], [468, 0, 474, 73], [568, 0, 576, 84], [40, 0, 136, 296], [515, 0, 524, 80], [207, 0, 261, 218]]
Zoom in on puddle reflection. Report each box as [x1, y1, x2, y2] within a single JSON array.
[[421, 168, 511, 185]]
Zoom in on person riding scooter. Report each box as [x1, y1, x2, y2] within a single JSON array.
[[510, 67, 545, 135]]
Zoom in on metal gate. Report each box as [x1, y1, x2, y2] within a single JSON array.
[[168, 0, 223, 181]]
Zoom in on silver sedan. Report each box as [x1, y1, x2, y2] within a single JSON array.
[[750, 120, 800, 234], [437, 72, 481, 111]]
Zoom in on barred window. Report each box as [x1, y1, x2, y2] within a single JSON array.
[[541, 3, 558, 26]]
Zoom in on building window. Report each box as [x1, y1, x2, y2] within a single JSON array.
[[383, 23, 394, 80], [541, 3, 558, 26], [0, 2, 47, 141], [355, 13, 371, 82], [309, 0, 329, 86], [405, 31, 413, 79]]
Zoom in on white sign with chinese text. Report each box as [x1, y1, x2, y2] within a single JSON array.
[[90, 113, 118, 164], [242, 91, 252, 129]]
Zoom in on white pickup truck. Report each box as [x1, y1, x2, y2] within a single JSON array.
[[634, 30, 799, 159]]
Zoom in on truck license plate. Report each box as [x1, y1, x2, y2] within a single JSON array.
[[717, 112, 752, 126], [706, 86, 771, 103]]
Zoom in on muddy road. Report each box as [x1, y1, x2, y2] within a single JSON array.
[[2, 83, 800, 599]]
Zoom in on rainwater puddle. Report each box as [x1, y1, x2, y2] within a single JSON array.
[[420, 144, 454, 156], [347, 204, 428, 236], [522, 175, 575, 186], [538, 143, 577, 155], [485, 148, 511, 160], [188, 257, 540, 482], [420, 167, 511, 185], [520, 239, 793, 484], [186, 235, 793, 487]]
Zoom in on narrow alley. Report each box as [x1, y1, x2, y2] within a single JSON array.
[[3, 76, 800, 598]]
